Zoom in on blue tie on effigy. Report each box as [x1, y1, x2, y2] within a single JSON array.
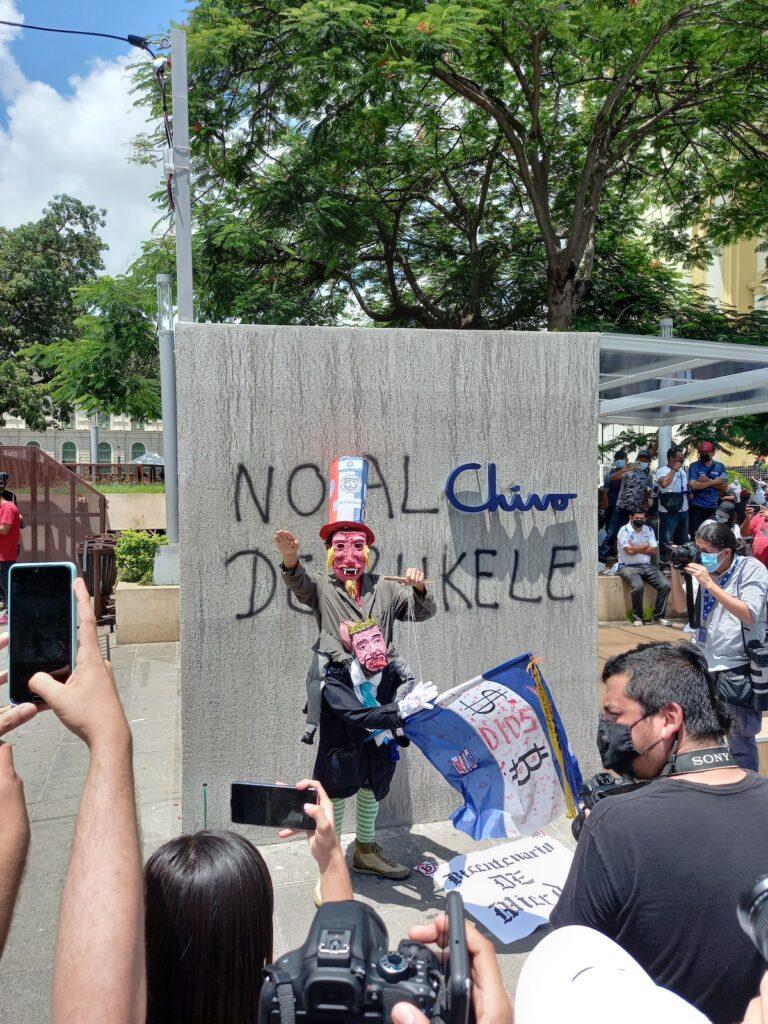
[[360, 680, 398, 759]]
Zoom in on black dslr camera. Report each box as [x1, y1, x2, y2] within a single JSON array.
[[259, 891, 470, 1024], [571, 772, 648, 840], [739, 874, 768, 960], [666, 541, 701, 569]]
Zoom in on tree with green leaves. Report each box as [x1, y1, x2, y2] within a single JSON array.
[[29, 274, 162, 423], [0, 195, 106, 428], [134, 0, 768, 330]]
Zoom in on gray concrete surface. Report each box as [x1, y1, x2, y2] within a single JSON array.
[[175, 323, 599, 833], [0, 637, 576, 1022]]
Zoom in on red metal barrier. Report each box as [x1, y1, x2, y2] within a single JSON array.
[[0, 446, 107, 566]]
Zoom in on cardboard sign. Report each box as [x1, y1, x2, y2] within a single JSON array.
[[433, 834, 574, 943]]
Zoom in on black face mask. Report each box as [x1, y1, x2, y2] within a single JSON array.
[[597, 714, 653, 775], [700, 454, 713, 462], [631, 519, 645, 529]]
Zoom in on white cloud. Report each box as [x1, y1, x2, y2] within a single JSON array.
[[0, 1, 166, 275]]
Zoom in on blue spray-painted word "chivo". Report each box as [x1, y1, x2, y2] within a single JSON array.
[[445, 463, 577, 514]]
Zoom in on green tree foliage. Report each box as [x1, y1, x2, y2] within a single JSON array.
[[29, 275, 162, 422], [0, 195, 106, 427], [133, 0, 768, 330]]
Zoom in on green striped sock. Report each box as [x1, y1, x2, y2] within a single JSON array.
[[332, 797, 345, 836], [355, 788, 379, 844]]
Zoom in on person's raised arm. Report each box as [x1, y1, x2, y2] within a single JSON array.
[[29, 578, 145, 1024], [279, 779, 353, 903], [0, 638, 38, 959], [0, 741, 30, 959]]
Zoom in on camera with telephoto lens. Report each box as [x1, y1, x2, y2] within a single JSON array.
[[571, 772, 647, 841], [738, 874, 768, 960], [666, 542, 702, 569], [747, 640, 768, 712], [259, 891, 470, 1024]]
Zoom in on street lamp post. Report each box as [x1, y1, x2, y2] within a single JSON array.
[[156, 274, 179, 546]]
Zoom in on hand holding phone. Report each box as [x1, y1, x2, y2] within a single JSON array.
[[231, 782, 318, 830], [8, 563, 77, 706]]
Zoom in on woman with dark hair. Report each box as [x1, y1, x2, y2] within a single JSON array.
[[144, 778, 351, 1024], [670, 521, 768, 771]]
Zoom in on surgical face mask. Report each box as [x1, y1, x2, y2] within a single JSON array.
[[596, 713, 653, 775], [715, 513, 729, 525], [700, 552, 722, 573], [638, 462, 650, 472], [614, 459, 626, 468]]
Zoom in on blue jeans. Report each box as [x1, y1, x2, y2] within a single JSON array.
[[658, 511, 689, 568], [727, 705, 762, 772], [599, 506, 630, 562]]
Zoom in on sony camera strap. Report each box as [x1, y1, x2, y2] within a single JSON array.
[[662, 744, 734, 776]]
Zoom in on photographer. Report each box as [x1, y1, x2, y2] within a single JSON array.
[[669, 522, 768, 770], [551, 642, 768, 1023]]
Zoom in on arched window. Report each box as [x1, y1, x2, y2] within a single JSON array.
[[131, 442, 146, 461], [97, 442, 112, 464], [26, 441, 41, 449], [61, 442, 77, 464]]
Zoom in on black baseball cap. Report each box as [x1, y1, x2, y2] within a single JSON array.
[[0, 472, 7, 484], [614, 449, 628, 459]]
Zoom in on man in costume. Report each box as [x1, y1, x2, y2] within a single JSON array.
[[274, 457, 435, 742], [314, 617, 436, 887]]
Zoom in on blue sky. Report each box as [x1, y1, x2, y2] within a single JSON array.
[[6, 1, 188, 102], [0, 0, 191, 273]]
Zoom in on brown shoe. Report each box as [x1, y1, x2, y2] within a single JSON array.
[[352, 840, 410, 880]]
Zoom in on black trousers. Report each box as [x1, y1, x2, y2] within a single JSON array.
[[0, 559, 13, 605], [618, 563, 671, 620]]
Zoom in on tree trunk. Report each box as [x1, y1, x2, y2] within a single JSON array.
[[547, 270, 577, 331], [546, 262, 591, 331]]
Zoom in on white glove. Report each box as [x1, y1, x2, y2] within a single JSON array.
[[398, 681, 438, 719]]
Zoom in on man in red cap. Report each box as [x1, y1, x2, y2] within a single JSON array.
[[688, 441, 728, 538]]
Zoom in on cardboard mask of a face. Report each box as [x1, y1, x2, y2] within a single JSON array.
[[330, 529, 368, 584], [350, 623, 388, 675]]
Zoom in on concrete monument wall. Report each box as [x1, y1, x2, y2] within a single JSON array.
[[176, 324, 599, 833]]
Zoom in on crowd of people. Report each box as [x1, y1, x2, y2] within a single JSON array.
[[599, 441, 768, 772], [3, 584, 768, 1021], [2, 440, 768, 1021]]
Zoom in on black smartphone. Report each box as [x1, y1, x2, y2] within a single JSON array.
[[8, 562, 77, 705], [230, 782, 318, 830], [445, 890, 471, 1024]]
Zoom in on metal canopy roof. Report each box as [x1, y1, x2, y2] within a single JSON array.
[[598, 333, 768, 426]]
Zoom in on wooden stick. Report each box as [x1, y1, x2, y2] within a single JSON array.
[[382, 576, 435, 584]]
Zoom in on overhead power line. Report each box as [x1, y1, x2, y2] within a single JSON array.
[[0, 20, 162, 57]]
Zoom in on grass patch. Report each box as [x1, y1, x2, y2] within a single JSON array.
[[94, 483, 165, 494]]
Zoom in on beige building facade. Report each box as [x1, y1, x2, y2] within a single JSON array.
[[0, 409, 164, 466]]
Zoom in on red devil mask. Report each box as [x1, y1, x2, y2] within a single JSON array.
[[329, 529, 368, 585]]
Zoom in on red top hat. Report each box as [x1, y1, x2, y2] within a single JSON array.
[[319, 520, 376, 545]]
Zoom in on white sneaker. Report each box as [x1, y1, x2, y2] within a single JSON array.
[[652, 616, 672, 627], [598, 562, 606, 573], [632, 618, 644, 627]]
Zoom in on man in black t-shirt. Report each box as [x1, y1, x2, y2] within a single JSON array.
[[552, 642, 768, 1024]]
